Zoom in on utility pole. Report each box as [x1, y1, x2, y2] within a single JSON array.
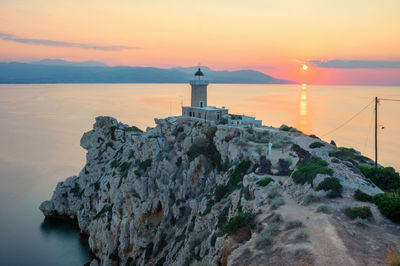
[[375, 96, 378, 168]]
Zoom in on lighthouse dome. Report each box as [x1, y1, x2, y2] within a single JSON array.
[[194, 68, 204, 77]]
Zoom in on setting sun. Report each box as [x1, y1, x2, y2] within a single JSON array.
[[302, 64, 309, 71]]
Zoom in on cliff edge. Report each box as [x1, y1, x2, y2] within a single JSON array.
[[40, 116, 400, 266]]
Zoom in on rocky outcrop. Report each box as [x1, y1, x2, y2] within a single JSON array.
[[40, 116, 385, 266]]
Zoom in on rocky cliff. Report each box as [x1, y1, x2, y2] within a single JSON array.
[[40, 116, 400, 266]]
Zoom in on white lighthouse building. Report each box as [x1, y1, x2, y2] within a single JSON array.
[[182, 68, 228, 122]]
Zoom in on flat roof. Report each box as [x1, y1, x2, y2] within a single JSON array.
[[182, 106, 228, 111]]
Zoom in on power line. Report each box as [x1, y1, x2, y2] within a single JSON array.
[[380, 98, 400, 102], [321, 99, 374, 137]]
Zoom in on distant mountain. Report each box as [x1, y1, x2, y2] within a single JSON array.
[[0, 61, 294, 84], [31, 59, 108, 67]]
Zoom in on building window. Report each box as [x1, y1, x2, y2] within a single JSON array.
[[189, 112, 192, 116], [197, 113, 201, 118], [217, 114, 220, 119], [200, 101, 204, 108]]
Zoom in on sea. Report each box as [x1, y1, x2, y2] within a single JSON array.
[[0, 83, 399, 265]]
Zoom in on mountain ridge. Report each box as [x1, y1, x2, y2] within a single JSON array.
[[0, 60, 294, 84]]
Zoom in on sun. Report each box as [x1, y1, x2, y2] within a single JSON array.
[[302, 64, 309, 71]]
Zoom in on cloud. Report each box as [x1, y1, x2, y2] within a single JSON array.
[[309, 59, 400, 69], [0, 32, 136, 51]]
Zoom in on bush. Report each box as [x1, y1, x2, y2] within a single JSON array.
[[309, 142, 324, 149], [386, 248, 400, 266], [280, 124, 297, 132], [316, 177, 342, 198], [292, 158, 333, 185], [256, 177, 274, 187], [358, 166, 400, 192], [344, 206, 372, 220], [214, 184, 230, 202], [258, 156, 272, 175], [296, 228, 309, 239], [353, 217, 368, 226], [267, 186, 281, 199], [228, 160, 251, 186], [291, 144, 311, 162], [270, 197, 285, 210], [277, 158, 292, 176], [309, 134, 320, 139], [200, 200, 214, 216], [329, 147, 369, 165], [285, 220, 303, 230], [255, 228, 273, 248], [303, 192, 322, 204], [316, 205, 330, 213], [187, 135, 222, 170], [373, 193, 400, 222], [124, 125, 143, 133], [354, 189, 373, 202], [222, 211, 255, 235]]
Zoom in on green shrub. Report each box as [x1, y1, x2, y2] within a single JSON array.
[[110, 159, 120, 168], [303, 192, 321, 204], [270, 197, 285, 210], [291, 144, 311, 162], [285, 220, 303, 229], [358, 166, 400, 191], [187, 137, 209, 161], [296, 228, 308, 239], [309, 142, 324, 149], [216, 205, 230, 229], [187, 131, 222, 170], [124, 125, 143, 133], [316, 177, 342, 198], [201, 200, 214, 216], [309, 134, 320, 139], [277, 158, 292, 176], [329, 147, 369, 164], [267, 186, 281, 199], [316, 205, 330, 213], [373, 193, 400, 222], [144, 242, 154, 263], [256, 177, 274, 187], [353, 217, 368, 226], [214, 184, 230, 202], [255, 228, 273, 248], [222, 211, 255, 235], [258, 156, 272, 174], [228, 160, 251, 186], [292, 158, 333, 185], [279, 124, 292, 131], [354, 189, 373, 202], [134, 159, 152, 176], [344, 206, 372, 220]]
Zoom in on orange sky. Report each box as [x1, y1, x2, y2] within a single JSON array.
[[1, 0, 400, 84]]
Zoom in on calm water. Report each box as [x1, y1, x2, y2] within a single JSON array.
[[0, 83, 399, 265]]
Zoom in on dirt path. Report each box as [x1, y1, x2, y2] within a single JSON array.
[[277, 194, 358, 266]]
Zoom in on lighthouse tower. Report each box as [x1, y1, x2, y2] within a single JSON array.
[[182, 67, 228, 121], [190, 68, 209, 108]]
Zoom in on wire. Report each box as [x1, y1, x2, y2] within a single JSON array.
[[380, 98, 400, 102], [321, 98, 374, 138]]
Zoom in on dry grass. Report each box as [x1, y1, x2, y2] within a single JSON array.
[[386, 247, 400, 266]]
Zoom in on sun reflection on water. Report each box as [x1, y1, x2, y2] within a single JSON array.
[[297, 83, 310, 133]]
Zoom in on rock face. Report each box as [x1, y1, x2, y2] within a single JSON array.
[[40, 116, 387, 266]]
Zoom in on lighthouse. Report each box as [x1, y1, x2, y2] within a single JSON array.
[[190, 68, 209, 108], [182, 67, 228, 122]]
